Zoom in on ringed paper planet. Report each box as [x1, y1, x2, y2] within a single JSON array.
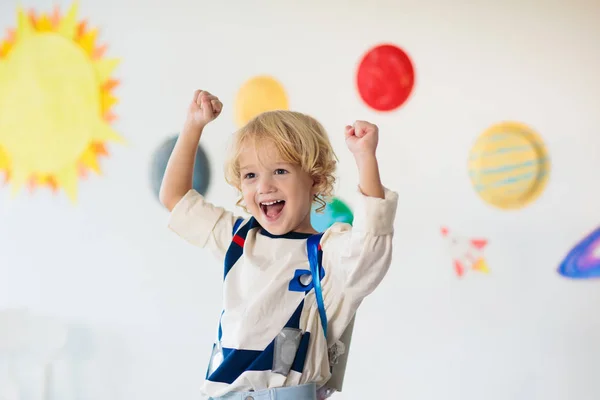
[[468, 121, 550, 210]]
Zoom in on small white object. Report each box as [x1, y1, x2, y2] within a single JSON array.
[[299, 274, 312, 286], [0, 376, 19, 400], [0, 309, 67, 359], [0, 309, 67, 400]]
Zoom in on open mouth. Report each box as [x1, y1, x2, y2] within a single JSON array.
[[260, 199, 285, 220]]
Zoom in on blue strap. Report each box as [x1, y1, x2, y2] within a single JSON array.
[[219, 217, 248, 342], [232, 218, 244, 235], [307, 233, 327, 338]]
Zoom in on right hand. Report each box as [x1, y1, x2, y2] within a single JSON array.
[[186, 89, 223, 130]]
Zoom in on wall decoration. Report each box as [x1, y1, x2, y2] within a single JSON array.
[[468, 121, 550, 210], [441, 226, 489, 277], [557, 226, 600, 279], [0, 4, 123, 203], [234, 75, 289, 128], [150, 135, 211, 202], [356, 43, 415, 112], [311, 197, 354, 233]]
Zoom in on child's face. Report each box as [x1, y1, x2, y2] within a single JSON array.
[[238, 140, 317, 235]]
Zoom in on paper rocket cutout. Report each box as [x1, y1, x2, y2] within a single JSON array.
[[441, 226, 490, 277], [557, 226, 600, 279]]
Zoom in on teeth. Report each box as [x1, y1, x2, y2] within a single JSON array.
[[261, 200, 284, 206]]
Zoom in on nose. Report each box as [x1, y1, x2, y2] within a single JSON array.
[[257, 175, 276, 194]]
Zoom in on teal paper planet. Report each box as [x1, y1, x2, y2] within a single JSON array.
[[311, 197, 354, 232]]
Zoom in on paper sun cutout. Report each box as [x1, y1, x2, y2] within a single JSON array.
[[0, 3, 123, 203], [441, 226, 489, 277]]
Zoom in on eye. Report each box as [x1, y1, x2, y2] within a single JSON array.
[[274, 169, 288, 175], [243, 172, 256, 179]]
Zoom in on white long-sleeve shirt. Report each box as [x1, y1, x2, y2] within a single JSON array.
[[168, 186, 398, 398]]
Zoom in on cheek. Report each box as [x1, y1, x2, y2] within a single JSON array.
[[290, 182, 314, 205], [241, 185, 257, 206]]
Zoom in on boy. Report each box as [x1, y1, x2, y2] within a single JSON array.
[[160, 90, 398, 399]]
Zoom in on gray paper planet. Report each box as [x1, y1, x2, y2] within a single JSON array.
[[150, 135, 211, 201]]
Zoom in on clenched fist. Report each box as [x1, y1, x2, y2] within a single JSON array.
[[344, 120, 379, 157], [186, 90, 223, 130]]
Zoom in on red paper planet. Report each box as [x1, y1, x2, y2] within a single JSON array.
[[356, 44, 415, 111]]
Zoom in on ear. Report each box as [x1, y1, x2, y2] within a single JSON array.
[[310, 177, 319, 196]]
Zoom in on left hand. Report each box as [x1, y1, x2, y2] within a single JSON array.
[[344, 120, 379, 157]]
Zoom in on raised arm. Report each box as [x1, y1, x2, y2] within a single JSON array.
[[320, 121, 397, 341], [344, 121, 384, 199], [159, 90, 222, 211]]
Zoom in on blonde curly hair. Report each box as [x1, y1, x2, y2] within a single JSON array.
[[224, 110, 337, 213]]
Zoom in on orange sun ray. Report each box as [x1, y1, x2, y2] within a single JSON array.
[[103, 111, 117, 123], [93, 43, 108, 60], [93, 143, 109, 156], [0, 29, 16, 57], [77, 27, 98, 56], [102, 79, 120, 92], [51, 6, 61, 27], [28, 9, 37, 26], [76, 20, 87, 39]]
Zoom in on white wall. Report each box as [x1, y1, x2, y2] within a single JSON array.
[[1, 0, 599, 399]]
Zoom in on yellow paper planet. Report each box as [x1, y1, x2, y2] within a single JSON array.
[[468, 121, 550, 210], [234, 75, 288, 128]]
